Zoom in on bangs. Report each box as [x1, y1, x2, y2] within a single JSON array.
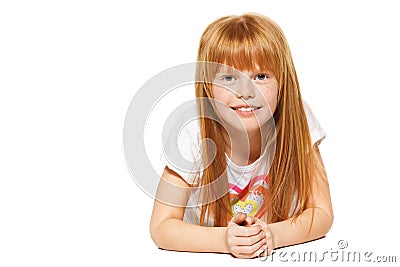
[[204, 16, 282, 77]]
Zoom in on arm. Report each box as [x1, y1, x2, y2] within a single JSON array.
[[149, 166, 228, 252], [149, 166, 266, 257], [267, 144, 334, 249]]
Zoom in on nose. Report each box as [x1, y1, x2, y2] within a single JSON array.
[[235, 78, 255, 99]]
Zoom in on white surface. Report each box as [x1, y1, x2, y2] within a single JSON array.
[[1, 0, 399, 266]]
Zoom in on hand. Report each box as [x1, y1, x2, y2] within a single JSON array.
[[254, 218, 275, 256], [225, 212, 267, 259]]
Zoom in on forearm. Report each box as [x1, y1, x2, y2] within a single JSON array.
[[151, 218, 229, 253], [269, 207, 333, 249]]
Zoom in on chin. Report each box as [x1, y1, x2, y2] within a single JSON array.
[[232, 121, 263, 133]]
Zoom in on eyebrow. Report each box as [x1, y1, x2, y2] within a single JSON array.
[[216, 69, 271, 76], [215, 67, 244, 75]]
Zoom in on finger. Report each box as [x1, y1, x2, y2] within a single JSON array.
[[231, 230, 266, 246], [266, 246, 274, 256], [242, 216, 256, 226], [265, 230, 272, 239], [254, 218, 267, 227], [230, 224, 263, 237], [244, 243, 268, 259], [266, 233, 274, 255], [235, 237, 267, 257], [229, 212, 247, 225], [233, 224, 263, 237], [257, 244, 269, 258]]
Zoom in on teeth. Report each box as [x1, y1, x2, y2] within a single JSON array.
[[236, 107, 256, 112]]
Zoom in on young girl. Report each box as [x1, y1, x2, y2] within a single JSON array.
[[150, 13, 333, 259]]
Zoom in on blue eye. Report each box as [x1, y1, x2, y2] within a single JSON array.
[[255, 74, 268, 80], [223, 75, 236, 82]]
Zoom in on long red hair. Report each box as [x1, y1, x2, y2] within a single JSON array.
[[194, 13, 316, 227]]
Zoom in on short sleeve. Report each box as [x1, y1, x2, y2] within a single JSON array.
[[160, 119, 203, 185], [303, 101, 327, 145]]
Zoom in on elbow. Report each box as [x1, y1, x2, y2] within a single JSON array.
[[149, 221, 163, 249], [326, 209, 334, 234], [316, 207, 334, 237], [150, 220, 170, 250], [324, 207, 334, 234]]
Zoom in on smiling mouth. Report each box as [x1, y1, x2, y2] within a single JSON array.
[[230, 106, 261, 112]]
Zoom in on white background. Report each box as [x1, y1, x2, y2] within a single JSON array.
[[1, 0, 399, 266]]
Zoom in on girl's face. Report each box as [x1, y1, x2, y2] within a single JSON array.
[[211, 67, 278, 133]]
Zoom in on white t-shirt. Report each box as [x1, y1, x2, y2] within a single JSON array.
[[160, 101, 326, 226]]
